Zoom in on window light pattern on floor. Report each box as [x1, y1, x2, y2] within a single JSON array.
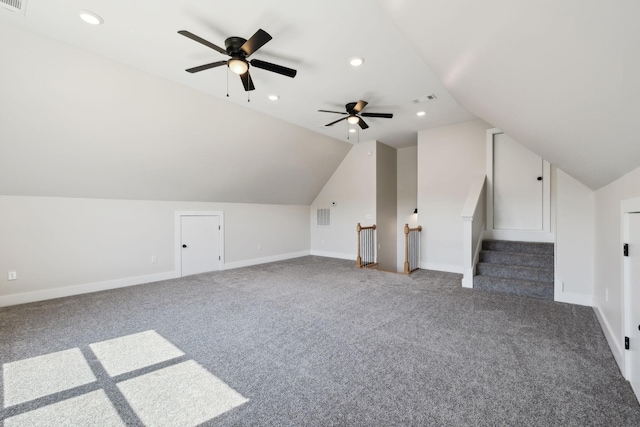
[[1, 330, 248, 427]]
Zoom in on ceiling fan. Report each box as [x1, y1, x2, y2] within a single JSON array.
[[178, 28, 297, 92], [318, 101, 393, 129]]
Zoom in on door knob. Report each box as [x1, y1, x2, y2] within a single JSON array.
[[537, 177, 543, 181], [182, 244, 187, 248]]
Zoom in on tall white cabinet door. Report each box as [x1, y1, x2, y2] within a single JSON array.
[[180, 215, 220, 276], [627, 213, 640, 401], [493, 133, 544, 231]]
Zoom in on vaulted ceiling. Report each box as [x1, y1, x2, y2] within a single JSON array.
[[0, 0, 638, 205], [381, 0, 640, 190]]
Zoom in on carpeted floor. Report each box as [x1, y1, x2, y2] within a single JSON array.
[[1, 256, 639, 426]]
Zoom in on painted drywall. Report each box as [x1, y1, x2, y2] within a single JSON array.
[[0, 195, 309, 305], [417, 119, 492, 273], [594, 165, 640, 366], [375, 142, 397, 271], [555, 168, 595, 305], [310, 141, 377, 259], [397, 146, 418, 272], [0, 24, 350, 205]]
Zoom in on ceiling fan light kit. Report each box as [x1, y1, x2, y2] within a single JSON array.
[[227, 58, 248, 75]]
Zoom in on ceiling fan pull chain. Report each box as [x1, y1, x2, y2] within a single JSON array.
[[226, 67, 229, 97]]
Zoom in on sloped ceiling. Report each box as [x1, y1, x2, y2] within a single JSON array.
[[2, 0, 637, 204], [380, 0, 640, 190], [0, 25, 350, 204], [0, 0, 477, 205]]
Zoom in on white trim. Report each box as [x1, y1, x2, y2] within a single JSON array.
[[483, 230, 554, 243], [462, 235, 484, 288], [554, 290, 594, 307], [0, 271, 177, 307], [309, 250, 355, 261], [594, 304, 625, 375], [485, 129, 552, 242], [223, 251, 310, 270], [421, 261, 464, 274], [621, 197, 640, 389], [175, 211, 224, 277]]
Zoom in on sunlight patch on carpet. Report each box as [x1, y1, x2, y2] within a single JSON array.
[[117, 360, 248, 427], [89, 330, 185, 377], [3, 348, 96, 407], [4, 390, 125, 427]]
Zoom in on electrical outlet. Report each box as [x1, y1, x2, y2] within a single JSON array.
[[257, 244, 261, 251], [151, 255, 157, 264], [8, 271, 17, 281]]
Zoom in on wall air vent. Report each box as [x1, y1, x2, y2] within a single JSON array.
[[1, 0, 26, 14], [316, 208, 331, 227]]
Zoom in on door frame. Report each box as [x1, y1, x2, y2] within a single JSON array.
[[621, 197, 640, 399], [174, 211, 225, 277], [485, 128, 552, 242]]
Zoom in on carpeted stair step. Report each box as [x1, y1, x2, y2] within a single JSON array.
[[482, 240, 554, 256], [473, 275, 554, 300], [476, 262, 554, 283], [479, 250, 553, 269]]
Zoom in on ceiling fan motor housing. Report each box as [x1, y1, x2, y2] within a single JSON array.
[[225, 37, 247, 56]]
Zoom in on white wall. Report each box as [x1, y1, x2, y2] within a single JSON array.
[[555, 168, 595, 306], [397, 146, 418, 272], [593, 165, 640, 369], [310, 141, 377, 259], [376, 142, 397, 271], [417, 119, 492, 273], [0, 195, 309, 306]]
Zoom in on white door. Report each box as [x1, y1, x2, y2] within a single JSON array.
[[627, 212, 640, 399], [493, 133, 544, 231], [181, 215, 220, 276]]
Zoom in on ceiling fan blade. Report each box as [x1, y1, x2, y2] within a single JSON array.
[[353, 100, 368, 113], [318, 110, 348, 115], [178, 30, 228, 56], [241, 29, 272, 56], [361, 112, 393, 119], [325, 117, 348, 127], [240, 71, 255, 91], [358, 118, 370, 129], [250, 59, 297, 78], [185, 60, 227, 73]]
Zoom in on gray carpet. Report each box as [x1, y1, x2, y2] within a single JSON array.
[[1, 256, 639, 426]]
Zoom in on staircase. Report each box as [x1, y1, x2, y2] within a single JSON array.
[[473, 240, 554, 300]]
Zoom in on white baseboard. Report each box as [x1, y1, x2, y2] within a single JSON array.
[[309, 250, 355, 261], [461, 268, 474, 288], [421, 261, 464, 275], [0, 271, 178, 308], [554, 291, 594, 307], [222, 251, 310, 270], [593, 304, 625, 375]]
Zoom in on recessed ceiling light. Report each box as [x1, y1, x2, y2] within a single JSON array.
[[349, 128, 356, 133], [79, 10, 103, 25], [268, 94, 279, 101], [349, 57, 364, 67], [416, 111, 426, 117]]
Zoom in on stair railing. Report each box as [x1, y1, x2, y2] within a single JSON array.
[[356, 223, 377, 268], [461, 176, 487, 288], [404, 224, 422, 273]]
